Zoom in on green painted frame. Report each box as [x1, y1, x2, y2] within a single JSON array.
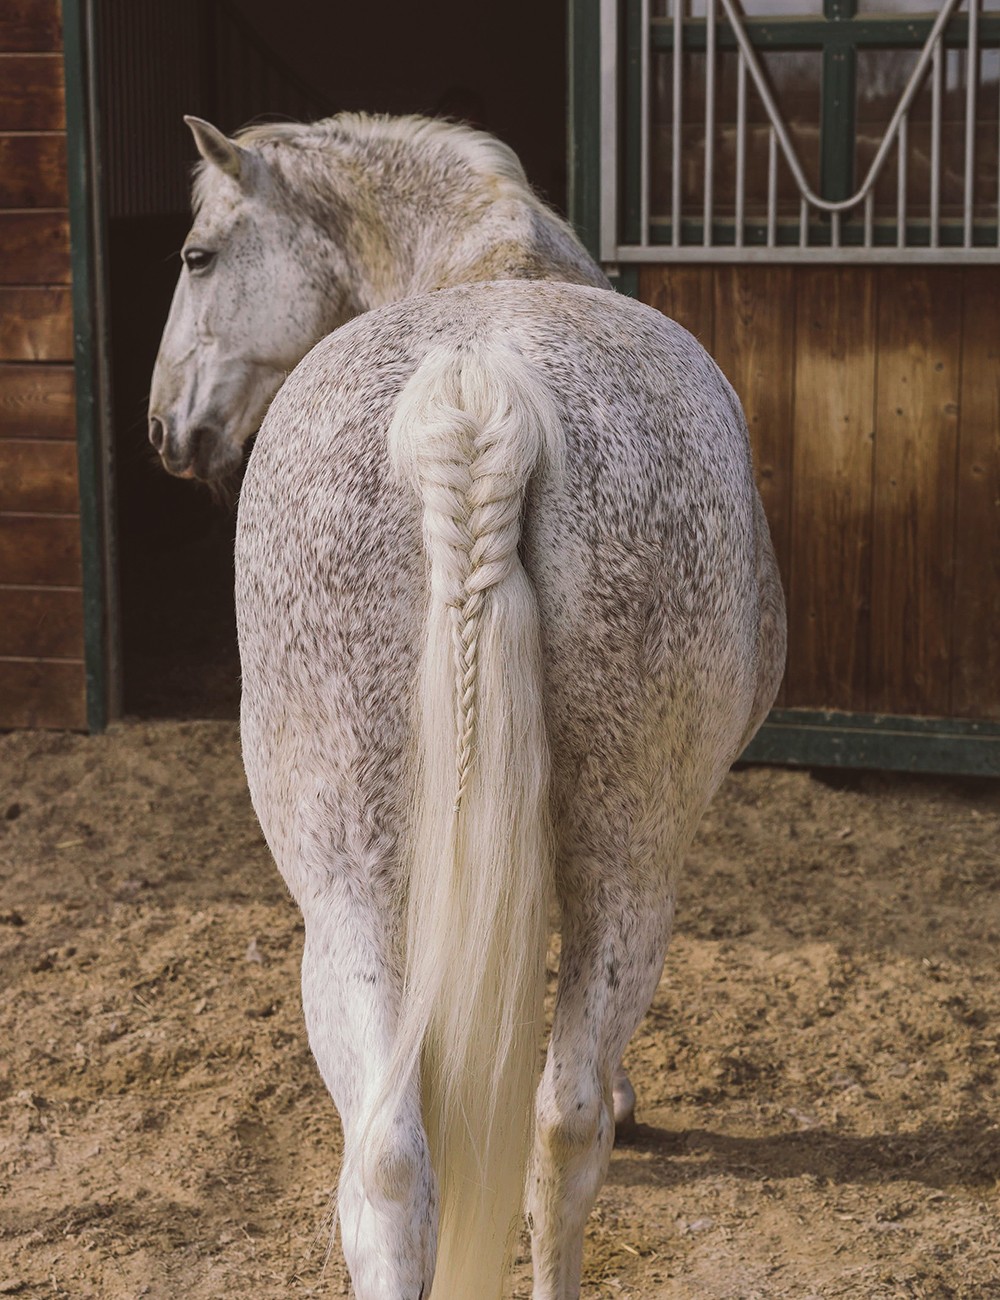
[[743, 711, 1000, 777], [63, 0, 116, 732], [569, 0, 604, 261]]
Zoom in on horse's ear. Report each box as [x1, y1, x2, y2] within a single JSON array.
[[184, 115, 250, 184]]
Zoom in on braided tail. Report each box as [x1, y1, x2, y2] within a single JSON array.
[[386, 342, 563, 1299]]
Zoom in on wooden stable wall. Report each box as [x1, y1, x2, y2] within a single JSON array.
[[641, 264, 1000, 724], [0, 0, 87, 729]]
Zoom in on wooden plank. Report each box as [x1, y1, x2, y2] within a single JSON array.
[[0, 659, 86, 730], [0, 1, 62, 53], [638, 265, 716, 351], [0, 586, 83, 658], [0, 514, 81, 586], [712, 265, 795, 705], [0, 55, 64, 130], [0, 288, 73, 361], [0, 364, 75, 438], [785, 268, 876, 712], [0, 134, 67, 207], [870, 267, 962, 717], [0, 440, 78, 513], [0, 211, 70, 284], [951, 268, 1000, 720]]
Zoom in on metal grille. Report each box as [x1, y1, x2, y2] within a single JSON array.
[[601, 0, 1000, 262]]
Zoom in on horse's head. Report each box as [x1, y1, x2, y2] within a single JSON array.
[[149, 117, 349, 481]]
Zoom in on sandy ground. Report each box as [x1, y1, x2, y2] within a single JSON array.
[[0, 721, 998, 1299]]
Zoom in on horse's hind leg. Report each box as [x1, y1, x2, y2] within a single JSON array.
[[298, 885, 436, 1300], [255, 772, 437, 1300], [527, 811, 685, 1300]]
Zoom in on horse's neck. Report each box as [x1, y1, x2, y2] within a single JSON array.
[[320, 134, 610, 311]]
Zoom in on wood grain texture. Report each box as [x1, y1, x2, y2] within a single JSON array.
[[0, 288, 73, 361], [0, 211, 70, 284], [0, 658, 86, 729], [0, 364, 75, 438], [0, 514, 81, 586], [0, 134, 67, 207], [951, 268, 1000, 720], [0, 55, 65, 130], [785, 268, 876, 712], [0, 1, 62, 53], [870, 268, 961, 717], [0, 439, 78, 513], [0, 586, 84, 658], [712, 265, 795, 704], [639, 265, 716, 350]]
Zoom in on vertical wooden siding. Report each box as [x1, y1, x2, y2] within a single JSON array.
[[0, 0, 86, 728], [639, 263, 1000, 723]]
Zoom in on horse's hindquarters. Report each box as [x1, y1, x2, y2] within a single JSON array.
[[233, 277, 783, 1300]]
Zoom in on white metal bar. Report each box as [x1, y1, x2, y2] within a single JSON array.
[[964, 0, 979, 247], [614, 242, 1000, 263], [800, 197, 808, 248], [831, 209, 841, 249], [897, 112, 908, 249], [704, 0, 716, 247], [599, 0, 619, 263], [640, 0, 651, 246], [864, 191, 873, 248], [672, 0, 682, 246], [767, 126, 777, 248], [735, 49, 747, 248], [931, 39, 942, 249]]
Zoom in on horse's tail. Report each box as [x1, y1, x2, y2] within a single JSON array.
[[386, 340, 562, 1299]]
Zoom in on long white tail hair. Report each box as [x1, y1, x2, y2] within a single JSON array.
[[385, 339, 563, 1298]]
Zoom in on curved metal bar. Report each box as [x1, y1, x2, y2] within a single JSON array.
[[717, 0, 964, 216]]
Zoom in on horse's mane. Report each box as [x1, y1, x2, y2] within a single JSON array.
[[192, 113, 536, 214]]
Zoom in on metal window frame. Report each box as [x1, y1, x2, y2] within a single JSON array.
[[597, 0, 1000, 264]]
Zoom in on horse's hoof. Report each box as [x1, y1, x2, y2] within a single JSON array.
[[613, 1069, 636, 1141]]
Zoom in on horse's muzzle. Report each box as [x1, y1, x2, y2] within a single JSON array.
[[148, 414, 239, 481]]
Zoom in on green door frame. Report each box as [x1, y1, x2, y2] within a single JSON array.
[[63, 0, 118, 732]]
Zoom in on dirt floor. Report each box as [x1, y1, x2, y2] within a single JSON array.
[[1, 721, 998, 1299]]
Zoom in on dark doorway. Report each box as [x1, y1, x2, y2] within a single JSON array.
[[98, 0, 568, 718]]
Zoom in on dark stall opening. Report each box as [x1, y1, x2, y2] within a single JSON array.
[[107, 212, 241, 720], [98, 0, 567, 719]]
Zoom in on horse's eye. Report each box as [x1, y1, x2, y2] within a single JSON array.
[[182, 247, 216, 274]]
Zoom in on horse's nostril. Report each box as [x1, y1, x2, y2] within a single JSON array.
[[148, 416, 166, 453]]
